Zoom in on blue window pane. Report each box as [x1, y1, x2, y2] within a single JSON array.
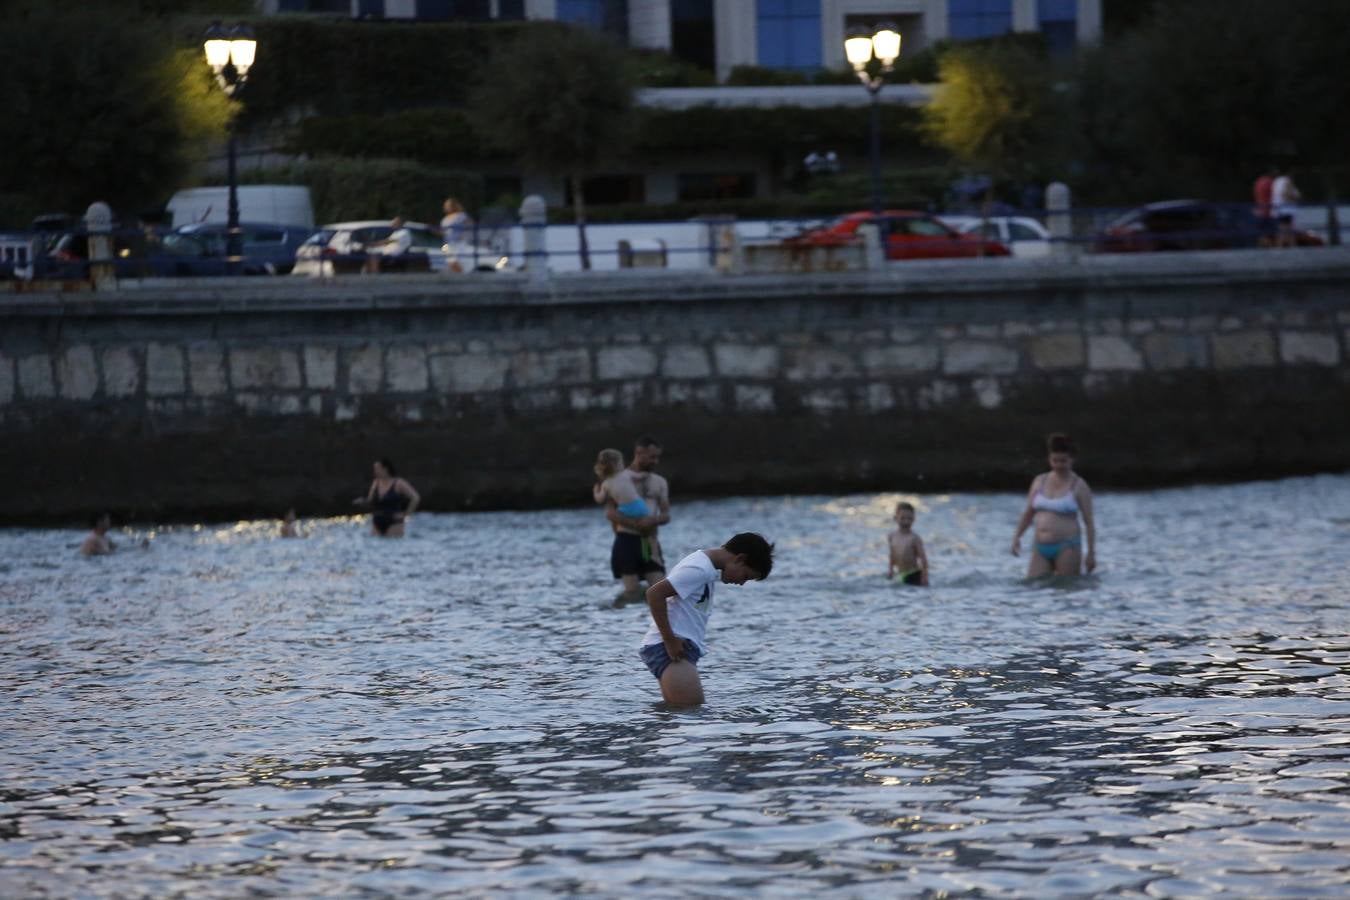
[[1038, 0, 1076, 23], [756, 0, 821, 72], [757, 18, 791, 67], [558, 0, 603, 29], [949, 0, 1012, 40], [788, 22, 821, 68]]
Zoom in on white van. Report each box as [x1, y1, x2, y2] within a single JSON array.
[[167, 185, 315, 230]]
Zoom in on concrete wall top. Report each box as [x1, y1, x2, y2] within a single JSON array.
[[3, 249, 1348, 321]]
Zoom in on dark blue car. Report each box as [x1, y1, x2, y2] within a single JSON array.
[[44, 222, 312, 278]]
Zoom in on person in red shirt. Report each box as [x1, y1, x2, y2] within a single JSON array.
[[1253, 167, 1277, 247]]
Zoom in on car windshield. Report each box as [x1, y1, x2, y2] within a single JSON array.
[[161, 234, 206, 256], [900, 218, 950, 237]]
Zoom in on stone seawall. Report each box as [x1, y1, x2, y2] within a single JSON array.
[[2, 249, 1348, 523]]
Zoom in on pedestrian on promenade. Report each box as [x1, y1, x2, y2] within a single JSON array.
[[354, 459, 420, 537], [440, 197, 474, 245], [639, 532, 775, 706], [601, 436, 670, 605], [363, 217, 413, 273], [80, 513, 116, 556], [1272, 168, 1302, 248], [1010, 433, 1096, 577], [1253, 166, 1277, 247]]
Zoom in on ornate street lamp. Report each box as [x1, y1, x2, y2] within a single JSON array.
[[844, 24, 901, 215], [203, 22, 257, 274]]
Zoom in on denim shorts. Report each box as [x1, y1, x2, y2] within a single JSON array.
[[640, 639, 702, 680]]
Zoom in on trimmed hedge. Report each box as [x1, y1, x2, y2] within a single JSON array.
[[237, 155, 956, 225], [240, 157, 486, 225], [292, 104, 929, 168]]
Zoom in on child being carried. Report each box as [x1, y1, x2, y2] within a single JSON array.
[[593, 448, 649, 517]]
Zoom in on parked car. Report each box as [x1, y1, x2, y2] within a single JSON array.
[[291, 220, 509, 276], [169, 222, 312, 274], [783, 211, 1011, 260], [1093, 200, 1324, 253], [939, 215, 1052, 258], [45, 223, 309, 278]]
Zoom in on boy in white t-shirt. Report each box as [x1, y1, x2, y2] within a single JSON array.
[[639, 532, 775, 706]]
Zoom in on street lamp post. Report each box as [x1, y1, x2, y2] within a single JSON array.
[[203, 22, 257, 275], [844, 24, 901, 215]]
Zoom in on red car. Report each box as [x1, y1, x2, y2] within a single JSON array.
[[784, 211, 1011, 260]]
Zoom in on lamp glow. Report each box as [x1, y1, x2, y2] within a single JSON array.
[[844, 31, 874, 70], [872, 27, 901, 66]]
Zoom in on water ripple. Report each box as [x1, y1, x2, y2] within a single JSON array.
[[2, 474, 1349, 896]]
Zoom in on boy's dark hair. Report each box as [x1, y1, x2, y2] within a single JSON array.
[[635, 435, 661, 449], [897, 501, 915, 512], [90, 512, 110, 528], [724, 532, 774, 579], [1046, 433, 1076, 455]]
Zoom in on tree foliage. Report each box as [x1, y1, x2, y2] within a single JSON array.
[[1074, 0, 1350, 201], [467, 24, 635, 180], [466, 23, 635, 266], [0, 8, 232, 224], [920, 41, 1064, 189]]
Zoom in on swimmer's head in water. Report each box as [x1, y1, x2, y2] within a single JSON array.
[[91, 512, 111, 532], [595, 448, 624, 479], [895, 502, 916, 528], [722, 532, 774, 582]]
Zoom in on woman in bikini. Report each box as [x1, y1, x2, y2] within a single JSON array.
[[355, 458, 421, 538], [1011, 433, 1096, 577]]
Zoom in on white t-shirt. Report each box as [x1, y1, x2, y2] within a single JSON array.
[[1271, 176, 1298, 214], [640, 550, 716, 654]]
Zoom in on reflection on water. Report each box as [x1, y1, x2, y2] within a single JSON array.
[[2, 475, 1349, 896]]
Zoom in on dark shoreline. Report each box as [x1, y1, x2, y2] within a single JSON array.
[[8, 465, 1345, 530]]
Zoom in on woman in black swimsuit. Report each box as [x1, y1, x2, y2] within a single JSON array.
[[355, 458, 421, 537]]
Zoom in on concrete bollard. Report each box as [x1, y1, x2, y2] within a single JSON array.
[[85, 202, 115, 290], [1045, 182, 1074, 261], [716, 225, 745, 275], [858, 222, 884, 270], [519, 194, 548, 283]]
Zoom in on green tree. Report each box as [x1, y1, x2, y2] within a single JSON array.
[[0, 8, 232, 225], [467, 23, 635, 269], [1074, 0, 1350, 214], [920, 41, 1064, 207]]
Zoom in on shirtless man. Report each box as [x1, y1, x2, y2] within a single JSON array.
[[80, 513, 116, 557], [604, 436, 671, 605]]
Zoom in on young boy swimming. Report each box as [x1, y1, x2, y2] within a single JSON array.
[[887, 502, 929, 586], [639, 532, 775, 706]]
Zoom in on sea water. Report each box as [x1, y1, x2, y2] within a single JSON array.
[[2, 475, 1348, 896]]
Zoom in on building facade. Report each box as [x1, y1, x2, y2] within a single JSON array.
[[259, 0, 1103, 78]]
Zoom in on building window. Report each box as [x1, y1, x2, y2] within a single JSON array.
[[566, 175, 646, 206], [278, 0, 352, 11], [677, 173, 756, 202], [756, 0, 822, 73], [948, 0, 1013, 41], [671, 0, 715, 72], [1037, 0, 1076, 53], [557, 0, 629, 40]]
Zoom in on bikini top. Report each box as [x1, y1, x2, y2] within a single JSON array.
[[1032, 475, 1079, 516]]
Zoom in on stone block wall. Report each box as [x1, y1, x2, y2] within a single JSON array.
[[2, 250, 1348, 522]]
